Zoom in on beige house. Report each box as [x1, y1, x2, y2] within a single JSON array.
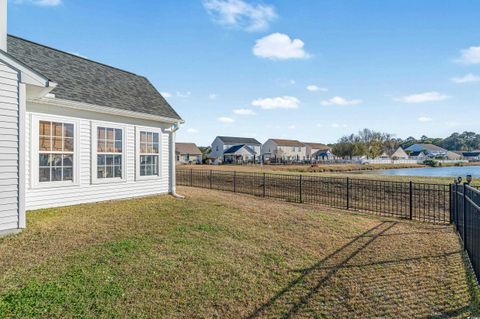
[[262, 139, 307, 162], [379, 147, 409, 159], [176, 143, 202, 164]]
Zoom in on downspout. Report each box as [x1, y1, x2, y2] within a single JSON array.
[[165, 122, 185, 199]]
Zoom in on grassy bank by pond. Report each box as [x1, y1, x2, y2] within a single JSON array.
[[0, 187, 479, 318]]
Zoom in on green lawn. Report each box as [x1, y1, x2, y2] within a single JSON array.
[[0, 187, 479, 318]]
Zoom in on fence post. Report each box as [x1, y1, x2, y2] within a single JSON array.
[[263, 173, 266, 197], [299, 175, 303, 203], [409, 181, 413, 220], [190, 168, 193, 187], [209, 170, 213, 189], [346, 177, 350, 210], [233, 171, 236, 192], [449, 184, 453, 224], [463, 184, 467, 249]]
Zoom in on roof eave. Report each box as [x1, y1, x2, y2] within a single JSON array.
[[31, 97, 185, 124]]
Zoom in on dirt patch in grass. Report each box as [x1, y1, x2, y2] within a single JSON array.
[[0, 187, 478, 318]]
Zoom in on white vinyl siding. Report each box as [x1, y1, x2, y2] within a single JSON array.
[[25, 102, 171, 210], [0, 61, 20, 232]]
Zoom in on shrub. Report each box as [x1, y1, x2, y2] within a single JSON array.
[[423, 159, 438, 167]]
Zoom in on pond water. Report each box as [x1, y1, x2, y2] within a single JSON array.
[[369, 165, 480, 178]]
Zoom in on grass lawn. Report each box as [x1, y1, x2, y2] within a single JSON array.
[[0, 187, 479, 318]]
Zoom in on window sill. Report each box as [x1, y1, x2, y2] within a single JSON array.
[[91, 178, 127, 185], [136, 175, 162, 181]]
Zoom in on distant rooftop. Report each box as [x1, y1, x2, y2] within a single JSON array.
[[217, 136, 261, 145], [270, 139, 305, 147]]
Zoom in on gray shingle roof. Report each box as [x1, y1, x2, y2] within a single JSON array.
[[217, 136, 261, 145], [270, 139, 305, 147], [6, 35, 181, 120]]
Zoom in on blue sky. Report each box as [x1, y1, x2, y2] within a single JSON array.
[[7, 0, 480, 146]]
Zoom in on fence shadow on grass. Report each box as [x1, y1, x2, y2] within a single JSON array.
[[247, 221, 476, 318]]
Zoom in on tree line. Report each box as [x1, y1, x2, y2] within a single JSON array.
[[331, 129, 480, 159]]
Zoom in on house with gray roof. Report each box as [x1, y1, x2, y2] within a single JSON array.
[[405, 144, 448, 158], [262, 139, 307, 162], [209, 136, 261, 163], [176, 143, 202, 164], [0, 4, 183, 235]]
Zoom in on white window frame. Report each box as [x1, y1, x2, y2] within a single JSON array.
[[30, 114, 80, 189], [91, 121, 127, 184], [135, 126, 162, 181]]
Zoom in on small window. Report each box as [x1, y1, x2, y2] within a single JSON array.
[[38, 121, 74, 183], [97, 127, 123, 179], [139, 131, 160, 176]]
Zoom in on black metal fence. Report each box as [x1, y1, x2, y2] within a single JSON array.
[[452, 183, 480, 280], [177, 169, 451, 224]]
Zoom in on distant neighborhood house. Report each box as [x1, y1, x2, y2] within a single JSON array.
[[406, 144, 449, 158], [176, 143, 202, 164], [303, 142, 334, 161], [262, 139, 307, 162], [209, 136, 261, 163]]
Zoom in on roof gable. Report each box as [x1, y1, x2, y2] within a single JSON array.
[[270, 139, 305, 147], [176, 143, 202, 155], [7, 35, 181, 120], [224, 144, 255, 155]]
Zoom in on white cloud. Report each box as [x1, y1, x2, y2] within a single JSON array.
[[451, 73, 480, 83], [287, 124, 296, 130], [321, 96, 362, 106], [161, 92, 172, 98], [233, 108, 256, 115], [253, 33, 310, 60], [289, 79, 296, 85], [306, 85, 327, 92], [331, 123, 347, 128], [418, 116, 433, 122], [202, 0, 277, 32], [15, 0, 61, 6], [455, 46, 480, 64], [176, 91, 191, 98], [395, 91, 450, 104], [208, 93, 218, 100], [218, 117, 235, 123], [186, 128, 199, 133], [251, 96, 300, 110]]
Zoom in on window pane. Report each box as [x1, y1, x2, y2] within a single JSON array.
[[39, 154, 50, 166], [153, 144, 159, 153], [52, 137, 63, 151], [115, 129, 122, 141], [140, 132, 147, 143], [64, 124, 74, 138], [140, 143, 147, 154], [145, 165, 152, 176], [63, 168, 73, 181], [153, 133, 159, 143], [39, 168, 50, 182], [52, 122, 63, 137], [98, 127, 106, 140], [106, 166, 114, 178], [52, 168, 62, 181], [106, 141, 115, 153], [115, 141, 122, 153], [114, 155, 122, 166], [64, 138, 74, 152], [63, 154, 73, 167], [98, 167, 105, 179], [153, 156, 158, 165], [140, 165, 146, 176], [106, 155, 114, 165], [153, 163, 158, 175], [39, 121, 51, 136], [97, 140, 105, 153], [97, 155, 105, 166], [147, 132, 153, 143], [114, 166, 122, 178], [39, 136, 51, 151], [106, 128, 114, 140], [52, 154, 63, 167]]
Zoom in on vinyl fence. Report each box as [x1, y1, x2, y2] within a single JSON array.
[[177, 169, 451, 224]]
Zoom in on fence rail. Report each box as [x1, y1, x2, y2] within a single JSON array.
[[452, 183, 480, 281], [177, 169, 451, 224]]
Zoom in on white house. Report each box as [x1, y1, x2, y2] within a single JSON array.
[[209, 136, 261, 163], [0, 4, 183, 235], [223, 144, 257, 164], [303, 142, 333, 161], [262, 139, 307, 162]]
